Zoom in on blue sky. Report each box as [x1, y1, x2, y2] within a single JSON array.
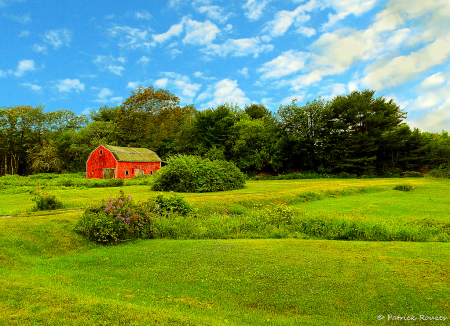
[[1, 0, 449, 132]]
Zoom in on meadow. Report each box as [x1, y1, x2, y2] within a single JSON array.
[[1, 176, 449, 325]]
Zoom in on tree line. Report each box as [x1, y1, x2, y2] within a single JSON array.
[[1, 86, 449, 177]]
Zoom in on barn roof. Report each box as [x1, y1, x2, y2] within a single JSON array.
[[102, 144, 162, 162]]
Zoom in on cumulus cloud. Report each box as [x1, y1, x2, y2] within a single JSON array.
[[243, 0, 270, 21], [43, 28, 72, 49], [203, 37, 273, 58], [153, 22, 184, 43], [18, 30, 29, 37], [21, 83, 42, 91], [14, 59, 35, 76], [238, 67, 249, 77], [196, 5, 231, 23], [258, 50, 309, 79], [262, 1, 317, 38], [419, 72, 446, 89], [32, 44, 47, 53], [135, 10, 152, 20], [93, 55, 126, 75], [362, 36, 450, 89], [183, 19, 220, 45], [56, 79, 84, 93], [156, 72, 202, 104], [137, 56, 150, 64], [108, 26, 153, 49], [94, 88, 123, 103], [197, 79, 250, 109]]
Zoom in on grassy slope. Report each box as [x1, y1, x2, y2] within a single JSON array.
[[1, 178, 449, 325], [1, 210, 449, 325], [0, 177, 430, 216]]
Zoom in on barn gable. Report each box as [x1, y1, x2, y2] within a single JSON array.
[[103, 144, 162, 163]]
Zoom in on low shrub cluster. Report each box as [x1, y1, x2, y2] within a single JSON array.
[[75, 192, 192, 244], [428, 164, 450, 178], [152, 155, 246, 193], [32, 187, 64, 211], [75, 190, 153, 244], [401, 171, 424, 178], [254, 172, 359, 180], [393, 184, 414, 191]]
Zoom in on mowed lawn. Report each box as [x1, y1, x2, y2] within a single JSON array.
[[1, 178, 449, 325]]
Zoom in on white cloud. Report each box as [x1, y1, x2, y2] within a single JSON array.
[[243, 0, 270, 21], [18, 30, 29, 37], [197, 78, 250, 109], [0, 0, 25, 7], [296, 26, 316, 37], [362, 36, 450, 89], [238, 67, 249, 77], [21, 83, 42, 91], [127, 81, 142, 89], [259, 50, 309, 79], [194, 71, 216, 80], [97, 88, 113, 99], [153, 22, 184, 43], [154, 78, 169, 89], [419, 72, 446, 89], [0, 70, 6, 78], [156, 72, 202, 104], [183, 19, 220, 45], [203, 37, 273, 58], [93, 55, 126, 75], [107, 65, 125, 75], [108, 26, 153, 49], [135, 10, 152, 20], [262, 1, 317, 38], [43, 28, 72, 49], [32, 43, 47, 53], [197, 5, 231, 23], [7, 13, 31, 24], [94, 88, 123, 103], [14, 59, 35, 76], [137, 56, 150, 64], [56, 79, 84, 93], [324, 0, 377, 16]]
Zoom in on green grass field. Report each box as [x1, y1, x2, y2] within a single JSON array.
[[1, 178, 449, 325]]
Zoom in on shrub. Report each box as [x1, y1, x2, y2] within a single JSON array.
[[32, 187, 64, 211], [393, 184, 414, 191], [74, 190, 153, 244], [152, 155, 246, 193], [401, 171, 423, 178], [145, 193, 193, 216]]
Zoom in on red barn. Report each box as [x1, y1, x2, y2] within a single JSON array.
[[86, 144, 162, 179]]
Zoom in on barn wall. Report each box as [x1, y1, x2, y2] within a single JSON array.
[[86, 145, 117, 179], [116, 161, 161, 179]]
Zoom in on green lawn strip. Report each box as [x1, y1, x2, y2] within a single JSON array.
[[1, 239, 449, 325], [300, 179, 450, 225], [0, 178, 429, 216]]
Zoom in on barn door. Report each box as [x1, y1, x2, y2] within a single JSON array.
[[103, 168, 115, 179], [134, 169, 140, 177]]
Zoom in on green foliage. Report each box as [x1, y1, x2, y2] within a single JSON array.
[[75, 191, 153, 244], [393, 184, 414, 191], [401, 171, 424, 178], [152, 155, 246, 193], [428, 164, 450, 178], [146, 192, 193, 216], [32, 187, 64, 211]]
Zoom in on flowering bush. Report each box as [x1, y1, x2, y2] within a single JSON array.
[[75, 190, 153, 244]]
